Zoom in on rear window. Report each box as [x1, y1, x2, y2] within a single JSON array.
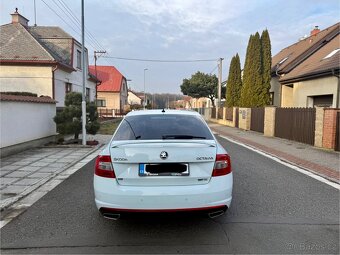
[[113, 114, 214, 140]]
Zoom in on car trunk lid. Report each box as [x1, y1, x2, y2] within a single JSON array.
[[110, 140, 216, 186]]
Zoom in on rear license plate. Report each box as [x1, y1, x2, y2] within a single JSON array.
[[139, 163, 189, 176]]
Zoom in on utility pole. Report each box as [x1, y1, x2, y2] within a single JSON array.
[[81, 0, 86, 145], [218, 57, 224, 107], [33, 0, 37, 26], [94, 50, 106, 102], [143, 68, 148, 110]]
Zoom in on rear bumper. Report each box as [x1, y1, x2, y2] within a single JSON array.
[[94, 173, 233, 211]]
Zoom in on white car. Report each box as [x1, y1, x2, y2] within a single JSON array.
[[94, 109, 233, 219]]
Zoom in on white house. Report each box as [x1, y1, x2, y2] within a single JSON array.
[[0, 9, 98, 107]]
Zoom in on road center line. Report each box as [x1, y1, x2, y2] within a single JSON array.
[[217, 134, 340, 190]]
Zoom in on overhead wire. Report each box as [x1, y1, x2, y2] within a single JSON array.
[[209, 64, 219, 74], [40, 0, 103, 51], [56, 0, 105, 51], [41, 0, 222, 71], [101, 56, 219, 63]]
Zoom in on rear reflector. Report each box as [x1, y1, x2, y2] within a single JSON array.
[[95, 155, 115, 178], [212, 154, 232, 177]]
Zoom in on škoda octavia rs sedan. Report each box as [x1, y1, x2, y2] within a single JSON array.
[[94, 109, 232, 219]]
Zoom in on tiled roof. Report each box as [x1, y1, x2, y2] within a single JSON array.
[[272, 22, 340, 75], [128, 90, 143, 99], [89, 65, 125, 92], [28, 26, 73, 65], [0, 23, 54, 61], [280, 33, 340, 83], [0, 23, 73, 68], [28, 26, 72, 39], [0, 94, 56, 104]]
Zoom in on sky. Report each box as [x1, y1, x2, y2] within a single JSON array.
[[1, 0, 339, 94]]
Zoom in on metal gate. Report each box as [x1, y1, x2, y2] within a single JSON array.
[[217, 108, 223, 119], [235, 108, 239, 128], [250, 108, 265, 133], [211, 107, 216, 119], [275, 108, 316, 145], [335, 112, 340, 151]]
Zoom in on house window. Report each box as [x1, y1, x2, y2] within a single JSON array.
[[86, 88, 90, 101], [323, 49, 339, 59], [311, 94, 333, 107], [76, 50, 81, 69], [65, 83, 72, 94], [96, 99, 106, 107]]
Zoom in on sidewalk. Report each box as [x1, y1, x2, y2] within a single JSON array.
[[209, 123, 340, 184], [0, 134, 112, 212]]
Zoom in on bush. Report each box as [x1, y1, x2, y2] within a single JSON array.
[[54, 92, 100, 139]]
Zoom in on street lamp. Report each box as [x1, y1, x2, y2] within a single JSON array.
[[143, 68, 148, 110]]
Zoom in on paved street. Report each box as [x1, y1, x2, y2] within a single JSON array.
[[1, 136, 339, 254]]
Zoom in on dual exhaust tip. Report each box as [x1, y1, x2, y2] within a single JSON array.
[[100, 207, 227, 220]]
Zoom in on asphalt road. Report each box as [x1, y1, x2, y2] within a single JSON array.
[[1, 136, 339, 254]]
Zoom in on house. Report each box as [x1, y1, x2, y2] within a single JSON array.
[[270, 23, 340, 107], [128, 89, 143, 105], [0, 9, 98, 107], [89, 65, 128, 113]]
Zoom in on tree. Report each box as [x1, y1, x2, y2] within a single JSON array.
[[260, 29, 272, 105], [240, 32, 263, 107], [226, 54, 242, 107], [54, 92, 100, 140], [86, 102, 100, 135], [180, 71, 219, 107]]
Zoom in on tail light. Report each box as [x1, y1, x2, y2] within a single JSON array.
[[212, 154, 232, 177], [95, 155, 115, 178]]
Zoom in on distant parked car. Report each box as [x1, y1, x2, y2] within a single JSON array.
[[93, 109, 233, 219]]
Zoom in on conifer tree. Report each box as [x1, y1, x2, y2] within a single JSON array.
[[226, 54, 242, 107], [252, 32, 263, 107], [240, 34, 254, 107], [260, 29, 272, 105], [240, 33, 263, 107]]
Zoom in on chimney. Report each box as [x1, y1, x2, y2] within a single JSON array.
[[11, 8, 29, 27], [310, 25, 320, 36]]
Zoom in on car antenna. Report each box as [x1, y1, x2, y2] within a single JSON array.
[[162, 108, 165, 113]]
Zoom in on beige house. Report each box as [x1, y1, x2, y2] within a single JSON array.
[[89, 65, 128, 113], [271, 23, 339, 108], [128, 90, 143, 105], [0, 9, 98, 107]]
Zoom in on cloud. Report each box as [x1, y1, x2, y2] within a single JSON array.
[[114, 0, 256, 33]]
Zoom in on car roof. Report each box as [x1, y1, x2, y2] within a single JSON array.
[[125, 109, 200, 117]]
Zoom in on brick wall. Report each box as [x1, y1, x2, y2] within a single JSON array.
[[322, 109, 340, 149]]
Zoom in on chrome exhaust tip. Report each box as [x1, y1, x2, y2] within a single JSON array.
[[102, 212, 121, 220], [208, 210, 225, 219]]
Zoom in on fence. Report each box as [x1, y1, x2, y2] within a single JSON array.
[[275, 108, 316, 145], [98, 108, 126, 118], [217, 108, 223, 119], [250, 108, 265, 133], [335, 112, 340, 151], [211, 107, 216, 118], [235, 108, 239, 128], [225, 107, 233, 121]]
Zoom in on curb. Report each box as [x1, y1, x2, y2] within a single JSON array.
[[0, 144, 104, 211], [213, 131, 340, 185]]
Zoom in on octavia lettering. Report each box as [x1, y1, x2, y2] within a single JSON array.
[[113, 157, 128, 161], [196, 156, 214, 160]]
